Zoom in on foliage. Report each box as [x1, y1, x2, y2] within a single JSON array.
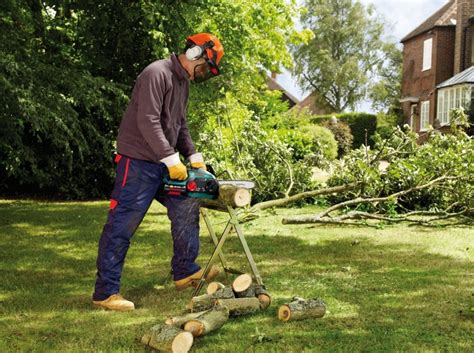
[[303, 125, 338, 161], [293, 0, 386, 112], [320, 120, 354, 157], [369, 42, 403, 114], [311, 112, 377, 147], [327, 109, 473, 212], [197, 117, 315, 203], [0, 0, 311, 199], [375, 112, 401, 140]]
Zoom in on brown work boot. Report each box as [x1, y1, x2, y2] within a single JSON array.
[[93, 294, 135, 311], [174, 266, 220, 291]]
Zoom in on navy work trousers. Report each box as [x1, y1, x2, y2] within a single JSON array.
[[93, 155, 201, 301]]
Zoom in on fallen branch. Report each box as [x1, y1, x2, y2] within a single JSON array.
[[283, 176, 468, 226], [251, 183, 358, 212]]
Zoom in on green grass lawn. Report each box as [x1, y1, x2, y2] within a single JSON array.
[[0, 199, 473, 352]]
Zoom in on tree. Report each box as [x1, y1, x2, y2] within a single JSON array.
[[369, 42, 403, 114], [293, 0, 386, 112], [0, 0, 311, 198]]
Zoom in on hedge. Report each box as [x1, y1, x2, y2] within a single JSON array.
[[310, 113, 377, 148]]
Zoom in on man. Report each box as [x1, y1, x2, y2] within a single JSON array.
[[92, 33, 224, 311]]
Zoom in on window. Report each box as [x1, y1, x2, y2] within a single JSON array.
[[410, 104, 417, 130], [422, 38, 433, 71], [437, 85, 470, 125], [420, 101, 430, 131]]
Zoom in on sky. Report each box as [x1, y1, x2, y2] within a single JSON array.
[[276, 0, 450, 111]]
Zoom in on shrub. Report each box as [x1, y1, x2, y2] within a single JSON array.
[[321, 120, 354, 157], [276, 129, 315, 162], [311, 112, 377, 147], [303, 125, 338, 161]]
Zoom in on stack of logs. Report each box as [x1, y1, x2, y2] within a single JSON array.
[[141, 273, 327, 352], [141, 274, 271, 352]]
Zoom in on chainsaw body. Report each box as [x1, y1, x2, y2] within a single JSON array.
[[162, 168, 219, 199]]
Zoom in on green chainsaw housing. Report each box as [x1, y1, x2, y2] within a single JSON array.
[[162, 168, 219, 199]]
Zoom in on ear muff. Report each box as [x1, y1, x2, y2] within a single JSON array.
[[185, 40, 216, 61], [185, 45, 203, 61]]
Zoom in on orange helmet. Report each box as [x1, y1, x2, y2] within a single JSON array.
[[185, 33, 224, 75]]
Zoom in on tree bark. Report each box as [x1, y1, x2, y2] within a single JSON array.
[[278, 297, 326, 322], [187, 287, 235, 312], [165, 311, 210, 328], [183, 305, 229, 337], [216, 297, 261, 317], [141, 324, 194, 353]]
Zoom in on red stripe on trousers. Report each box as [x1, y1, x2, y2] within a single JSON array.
[[122, 158, 130, 187]]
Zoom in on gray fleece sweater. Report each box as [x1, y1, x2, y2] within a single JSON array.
[[117, 54, 197, 165]]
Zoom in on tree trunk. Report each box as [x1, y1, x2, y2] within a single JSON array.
[[183, 305, 229, 337], [141, 324, 194, 353], [216, 297, 261, 317], [201, 184, 251, 210], [278, 297, 326, 322]]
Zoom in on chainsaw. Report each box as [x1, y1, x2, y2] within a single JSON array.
[[161, 168, 254, 199]]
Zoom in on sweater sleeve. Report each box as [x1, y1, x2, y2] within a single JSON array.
[[136, 69, 176, 159], [176, 113, 197, 158]]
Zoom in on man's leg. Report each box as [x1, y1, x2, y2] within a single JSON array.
[[93, 157, 162, 304], [156, 195, 202, 281]]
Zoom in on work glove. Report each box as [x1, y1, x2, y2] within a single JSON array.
[[161, 153, 188, 180], [188, 152, 207, 171]]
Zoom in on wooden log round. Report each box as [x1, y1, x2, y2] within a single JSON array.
[[183, 306, 229, 337], [165, 310, 210, 328], [232, 273, 253, 294], [200, 185, 251, 210], [187, 287, 235, 312], [216, 297, 261, 317], [141, 324, 194, 353], [278, 297, 326, 322], [206, 281, 225, 295]]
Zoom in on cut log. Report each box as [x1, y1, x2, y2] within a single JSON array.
[[232, 273, 253, 294], [216, 297, 261, 317], [278, 297, 326, 322], [206, 281, 225, 295], [183, 305, 229, 337], [141, 324, 193, 353], [187, 293, 216, 313], [232, 284, 272, 310], [187, 287, 235, 312], [165, 310, 210, 328], [201, 184, 251, 210]]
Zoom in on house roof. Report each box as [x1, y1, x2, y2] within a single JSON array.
[[401, 1, 457, 42], [291, 91, 333, 116], [437, 66, 474, 88], [267, 76, 300, 107]]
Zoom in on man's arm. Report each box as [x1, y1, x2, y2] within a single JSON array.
[[136, 69, 180, 165]]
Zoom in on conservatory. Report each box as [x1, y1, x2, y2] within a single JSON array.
[[436, 66, 474, 126]]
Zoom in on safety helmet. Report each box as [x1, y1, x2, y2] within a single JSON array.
[[185, 33, 224, 77]]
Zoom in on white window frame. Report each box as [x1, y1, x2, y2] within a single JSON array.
[[422, 38, 433, 71], [420, 101, 430, 131], [410, 104, 417, 130], [437, 85, 471, 126]]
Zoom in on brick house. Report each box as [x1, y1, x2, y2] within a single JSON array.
[[400, 0, 474, 134]]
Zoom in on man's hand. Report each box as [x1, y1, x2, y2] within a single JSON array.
[[168, 162, 188, 180], [161, 153, 188, 180], [190, 161, 206, 171], [188, 153, 206, 171]]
